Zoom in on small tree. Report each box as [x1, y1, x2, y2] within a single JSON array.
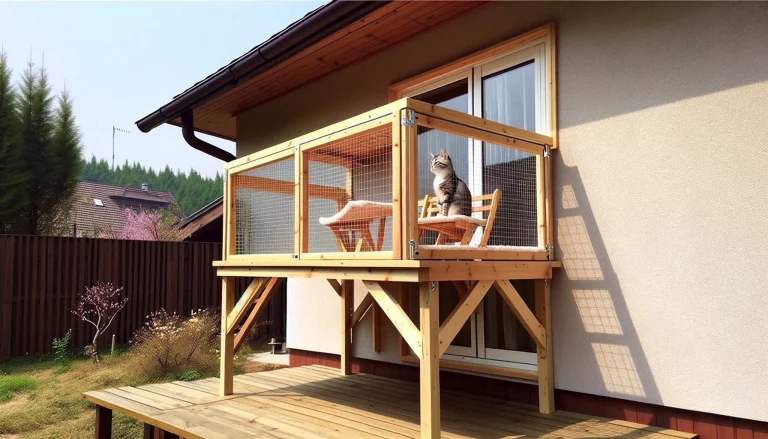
[[99, 207, 183, 241], [72, 282, 128, 363]]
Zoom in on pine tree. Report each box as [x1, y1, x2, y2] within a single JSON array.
[[18, 61, 56, 234], [0, 51, 27, 233], [49, 88, 83, 232]]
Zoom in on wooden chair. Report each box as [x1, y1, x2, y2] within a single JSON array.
[[417, 189, 501, 246]]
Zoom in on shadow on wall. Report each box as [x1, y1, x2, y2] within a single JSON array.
[[552, 152, 661, 404]]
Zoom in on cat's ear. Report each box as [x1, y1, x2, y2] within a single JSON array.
[[439, 148, 448, 158], [430, 152, 436, 159]]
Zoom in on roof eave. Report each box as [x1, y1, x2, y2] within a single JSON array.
[[136, 1, 389, 135]]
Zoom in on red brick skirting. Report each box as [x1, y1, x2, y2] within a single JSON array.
[[290, 349, 768, 439]]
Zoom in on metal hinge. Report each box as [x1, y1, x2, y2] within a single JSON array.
[[292, 254, 299, 259], [543, 144, 551, 158], [401, 109, 415, 126], [546, 243, 555, 260], [408, 239, 417, 259]]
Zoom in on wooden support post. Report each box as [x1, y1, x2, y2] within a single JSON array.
[[372, 302, 382, 352], [220, 276, 235, 396], [340, 279, 354, 375], [95, 406, 112, 439], [535, 279, 554, 414], [419, 281, 440, 439], [142, 423, 154, 439]]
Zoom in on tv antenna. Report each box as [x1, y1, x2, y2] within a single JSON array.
[[112, 126, 131, 170]]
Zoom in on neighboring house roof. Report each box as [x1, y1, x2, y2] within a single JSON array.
[[179, 196, 223, 242], [70, 181, 178, 236], [135, 1, 482, 140]]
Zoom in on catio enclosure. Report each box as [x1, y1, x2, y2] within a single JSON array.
[[224, 98, 554, 263]]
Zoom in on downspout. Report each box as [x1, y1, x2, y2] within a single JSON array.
[[181, 110, 236, 162]]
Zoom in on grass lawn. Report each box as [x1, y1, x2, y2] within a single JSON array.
[[0, 346, 284, 439]]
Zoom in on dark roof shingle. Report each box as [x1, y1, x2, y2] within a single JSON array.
[[70, 181, 177, 236]]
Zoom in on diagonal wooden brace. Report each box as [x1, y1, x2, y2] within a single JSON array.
[[494, 279, 546, 350], [234, 277, 281, 352], [363, 280, 422, 360], [438, 280, 493, 357], [326, 279, 342, 296], [350, 292, 374, 328], [227, 278, 267, 335]]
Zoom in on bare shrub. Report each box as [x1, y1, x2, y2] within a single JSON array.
[[127, 309, 220, 381]]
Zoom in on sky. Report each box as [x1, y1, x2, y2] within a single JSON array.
[[0, 1, 325, 179]]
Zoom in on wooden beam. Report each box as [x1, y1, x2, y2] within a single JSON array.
[[95, 405, 112, 439], [392, 111, 402, 260], [438, 280, 492, 357], [326, 278, 342, 296], [233, 174, 347, 203], [363, 280, 422, 360], [226, 278, 266, 334], [419, 281, 440, 439], [402, 110, 418, 259], [220, 277, 235, 396], [424, 261, 552, 281], [350, 292, 374, 328], [340, 280, 354, 375], [414, 114, 544, 156], [493, 279, 546, 349], [535, 279, 554, 414], [399, 283, 411, 357], [372, 302, 382, 353], [234, 277, 281, 352], [218, 266, 424, 282]]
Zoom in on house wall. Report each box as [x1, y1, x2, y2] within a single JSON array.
[[236, 2, 768, 422]]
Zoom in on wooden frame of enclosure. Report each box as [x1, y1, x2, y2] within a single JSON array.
[[216, 96, 559, 438], [221, 97, 555, 263]]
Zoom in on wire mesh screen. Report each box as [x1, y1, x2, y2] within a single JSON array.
[[306, 126, 393, 254], [416, 125, 538, 249], [233, 155, 295, 255]]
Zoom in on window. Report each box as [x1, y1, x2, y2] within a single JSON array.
[[93, 199, 104, 206], [391, 24, 555, 373]]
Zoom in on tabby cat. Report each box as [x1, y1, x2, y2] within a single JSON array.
[[430, 148, 472, 216]]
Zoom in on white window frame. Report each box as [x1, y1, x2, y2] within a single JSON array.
[[396, 35, 551, 370]]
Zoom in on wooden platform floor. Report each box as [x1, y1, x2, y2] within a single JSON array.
[[83, 365, 698, 439]]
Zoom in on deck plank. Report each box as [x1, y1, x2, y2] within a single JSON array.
[[82, 365, 697, 439]]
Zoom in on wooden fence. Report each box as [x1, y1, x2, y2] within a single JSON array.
[[0, 235, 286, 360]]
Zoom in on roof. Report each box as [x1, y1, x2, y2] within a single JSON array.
[[135, 1, 387, 137], [179, 196, 223, 241], [135, 1, 483, 140], [70, 181, 178, 235]]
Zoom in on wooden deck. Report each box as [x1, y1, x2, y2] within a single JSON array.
[[83, 365, 698, 439]]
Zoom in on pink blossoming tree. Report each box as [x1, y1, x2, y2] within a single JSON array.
[[99, 207, 183, 241], [72, 282, 128, 362]]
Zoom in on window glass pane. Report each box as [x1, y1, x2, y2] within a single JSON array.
[[414, 79, 472, 246], [482, 60, 535, 131], [413, 78, 468, 113], [482, 61, 538, 247], [484, 280, 536, 353]]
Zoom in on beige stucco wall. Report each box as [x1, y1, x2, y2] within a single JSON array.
[[238, 2, 768, 422]]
